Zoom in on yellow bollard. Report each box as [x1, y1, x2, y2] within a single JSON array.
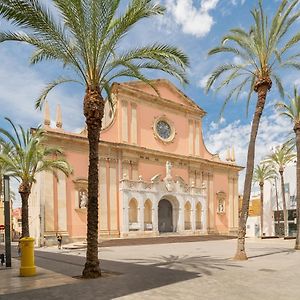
[[20, 237, 36, 277]]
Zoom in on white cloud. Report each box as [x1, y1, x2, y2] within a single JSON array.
[[205, 108, 293, 193], [198, 74, 211, 89], [209, 116, 226, 131], [164, 0, 219, 38], [230, 0, 245, 5], [0, 46, 84, 132]]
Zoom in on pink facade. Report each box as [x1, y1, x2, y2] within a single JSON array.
[[29, 79, 242, 245]]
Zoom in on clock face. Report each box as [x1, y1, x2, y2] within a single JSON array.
[[156, 120, 171, 139]]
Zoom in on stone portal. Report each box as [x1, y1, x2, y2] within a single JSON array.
[[158, 199, 173, 232]]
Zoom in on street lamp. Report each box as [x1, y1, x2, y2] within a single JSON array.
[[4, 175, 11, 267]]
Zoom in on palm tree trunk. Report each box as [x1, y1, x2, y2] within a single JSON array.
[[19, 182, 31, 237], [82, 86, 104, 279], [294, 126, 300, 249], [234, 80, 271, 260], [279, 169, 288, 237], [274, 177, 280, 236], [260, 182, 264, 237]]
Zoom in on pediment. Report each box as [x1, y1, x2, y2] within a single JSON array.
[[120, 79, 205, 114]]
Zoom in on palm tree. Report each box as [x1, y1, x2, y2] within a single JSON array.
[[276, 87, 300, 248], [266, 144, 296, 237], [253, 164, 276, 237], [0, 0, 189, 278], [206, 0, 300, 260], [0, 118, 72, 238]]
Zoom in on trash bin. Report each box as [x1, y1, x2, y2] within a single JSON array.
[[20, 237, 36, 276]]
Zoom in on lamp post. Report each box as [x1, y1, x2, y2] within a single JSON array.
[[4, 175, 11, 267]]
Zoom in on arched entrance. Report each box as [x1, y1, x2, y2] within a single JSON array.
[[158, 199, 173, 232]]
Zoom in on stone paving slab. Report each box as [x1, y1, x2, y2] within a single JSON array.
[[0, 258, 77, 297]]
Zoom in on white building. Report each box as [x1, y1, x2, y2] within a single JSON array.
[[263, 161, 297, 236]]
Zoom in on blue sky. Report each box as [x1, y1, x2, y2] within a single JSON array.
[[0, 0, 297, 200]]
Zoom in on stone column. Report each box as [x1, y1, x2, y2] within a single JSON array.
[[202, 199, 208, 234], [177, 198, 184, 232], [191, 200, 196, 232], [208, 173, 215, 232], [138, 198, 144, 231], [121, 195, 129, 234], [152, 201, 159, 234]]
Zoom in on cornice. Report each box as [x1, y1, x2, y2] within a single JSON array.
[[42, 130, 243, 172]]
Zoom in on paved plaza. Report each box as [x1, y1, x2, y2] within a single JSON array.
[[0, 237, 300, 299]]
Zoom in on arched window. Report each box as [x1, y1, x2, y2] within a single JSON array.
[[129, 198, 138, 230], [196, 202, 202, 229], [144, 199, 152, 230], [184, 201, 191, 230]]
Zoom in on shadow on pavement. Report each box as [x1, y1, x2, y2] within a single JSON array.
[[247, 248, 295, 259], [122, 254, 241, 275], [1, 250, 240, 300]]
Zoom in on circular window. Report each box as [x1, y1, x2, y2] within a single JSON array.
[[153, 117, 175, 143], [156, 120, 171, 139]]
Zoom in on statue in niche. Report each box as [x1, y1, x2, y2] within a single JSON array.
[[79, 190, 88, 208], [218, 199, 225, 213], [216, 191, 226, 213]]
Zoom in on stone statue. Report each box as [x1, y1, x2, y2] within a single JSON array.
[[218, 200, 224, 213], [164, 161, 174, 192], [79, 190, 88, 208], [166, 161, 172, 178]]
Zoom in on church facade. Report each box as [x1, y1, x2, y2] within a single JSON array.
[[28, 79, 242, 245]]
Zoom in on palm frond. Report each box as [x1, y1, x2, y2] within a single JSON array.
[[35, 77, 82, 109]]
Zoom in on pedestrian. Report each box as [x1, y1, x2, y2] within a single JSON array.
[[0, 253, 4, 266], [56, 233, 62, 250], [17, 236, 22, 257]]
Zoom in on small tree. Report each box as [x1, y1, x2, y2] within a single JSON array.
[[253, 164, 276, 237], [266, 144, 295, 237], [0, 118, 72, 237], [276, 87, 300, 248]]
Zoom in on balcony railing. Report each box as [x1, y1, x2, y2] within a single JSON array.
[[196, 222, 202, 230], [184, 222, 191, 230], [144, 223, 153, 231]]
